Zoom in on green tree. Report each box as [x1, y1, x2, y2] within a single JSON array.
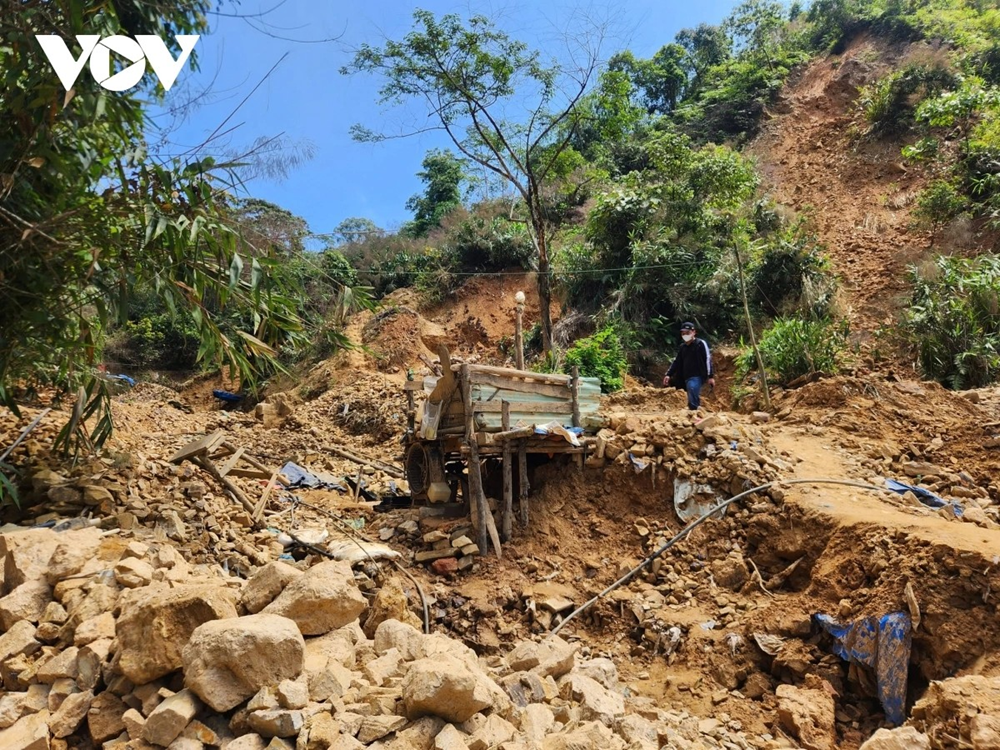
[[608, 45, 689, 115], [0, 1, 309, 476], [343, 9, 608, 352], [403, 149, 466, 237], [329, 217, 383, 245], [675, 23, 732, 95]]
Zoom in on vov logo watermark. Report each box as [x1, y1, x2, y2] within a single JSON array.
[[36, 35, 200, 92]]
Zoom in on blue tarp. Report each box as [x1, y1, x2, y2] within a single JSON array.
[[279, 461, 345, 491], [886, 479, 963, 517], [814, 612, 911, 726], [108, 374, 136, 387], [213, 390, 243, 403]]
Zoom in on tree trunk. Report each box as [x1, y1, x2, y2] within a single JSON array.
[[528, 184, 554, 353]]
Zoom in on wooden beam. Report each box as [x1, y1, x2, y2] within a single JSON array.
[[466, 363, 571, 385], [467, 371, 570, 399], [518, 439, 529, 526], [462, 364, 490, 554], [192, 455, 256, 517], [570, 366, 581, 429], [474, 401, 572, 414], [225, 468, 272, 480], [502, 401, 512, 543], [488, 426, 536, 443], [217, 447, 245, 478], [253, 469, 281, 521], [170, 431, 226, 464]]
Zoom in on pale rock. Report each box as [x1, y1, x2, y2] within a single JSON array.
[[77, 638, 112, 691], [166, 737, 204, 750], [467, 714, 515, 750], [391, 716, 445, 749], [776, 680, 836, 750], [616, 715, 659, 748], [859, 726, 931, 750], [362, 576, 422, 637], [0, 710, 50, 750], [262, 560, 366, 636], [46, 679, 77, 712], [116, 585, 238, 684], [182, 613, 304, 711], [248, 686, 280, 712], [559, 673, 624, 727], [402, 656, 492, 723], [969, 714, 1000, 749], [329, 735, 366, 750], [57, 581, 117, 643], [114, 558, 155, 589], [238, 562, 303, 615], [88, 691, 127, 743], [36, 646, 79, 683], [276, 679, 308, 710], [143, 689, 202, 746], [509, 637, 575, 679], [0, 620, 40, 663], [0, 580, 53, 630], [74, 612, 116, 646], [122, 708, 145, 741], [306, 660, 354, 703], [357, 714, 407, 743], [40, 602, 67, 625], [296, 712, 339, 750], [521, 704, 555, 744], [573, 659, 618, 690], [434, 723, 470, 750], [374, 619, 425, 662], [45, 528, 104, 584], [541, 720, 626, 750], [1, 528, 60, 593], [48, 689, 93, 738], [248, 709, 304, 738], [227, 735, 268, 750], [365, 648, 404, 687], [181, 719, 220, 745]]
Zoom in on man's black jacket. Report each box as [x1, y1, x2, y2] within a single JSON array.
[[666, 338, 713, 386]]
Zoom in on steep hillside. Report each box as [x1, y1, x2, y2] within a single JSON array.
[[749, 34, 981, 333]]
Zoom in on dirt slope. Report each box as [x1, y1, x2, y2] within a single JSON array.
[[749, 34, 941, 332]]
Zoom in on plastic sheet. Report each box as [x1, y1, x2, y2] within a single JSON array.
[[886, 478, 963, 517], [814, 611, 911, 726]]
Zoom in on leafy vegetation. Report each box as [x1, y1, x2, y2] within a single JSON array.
[[563, 326, 628, 393], [737, 317, 848, 385], [905, 255, 1000, 389]]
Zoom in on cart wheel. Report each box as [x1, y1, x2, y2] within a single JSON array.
[[406, 443, 446, 502]]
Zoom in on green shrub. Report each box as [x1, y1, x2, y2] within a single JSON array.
[[750, 230, 836, 318], [905, 255, 1000, 389], [448, 214, 535, 272], [737, 317, 847, 385], [914, 179, 967, 225], [859, 64, 957, 137], [563, 326, 628, 392]]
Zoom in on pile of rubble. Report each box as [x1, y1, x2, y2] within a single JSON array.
[[593, 412, 789, 499], [0, 523, 775, 750]]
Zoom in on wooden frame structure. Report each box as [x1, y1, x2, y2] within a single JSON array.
[[404, 346, 600, 558]]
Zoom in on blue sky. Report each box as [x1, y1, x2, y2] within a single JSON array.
[[151, 0, 743, 245]]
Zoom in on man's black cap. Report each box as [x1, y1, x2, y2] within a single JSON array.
[[680, 322, 695, 331]]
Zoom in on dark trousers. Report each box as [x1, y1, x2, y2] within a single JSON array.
[[685, 376, 704, 410]]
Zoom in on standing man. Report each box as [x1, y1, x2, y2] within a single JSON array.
[[662, 322, 715, 411]]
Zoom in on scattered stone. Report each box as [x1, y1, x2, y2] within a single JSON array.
[[776, 678, 836, 750], [248, 709, 304, 738], [142, 689, 202, 746], [859, 726, 931, 750], [262, 560, 366, 636], [238, 562, 303, 615], [363, 577, 422, 637], [182, 613, 305, 712], [357, 714, 407, 743], [402, 656, 492, 723], [47, 689, 92, 738], [88, 691, 127, 743], [0, 710, 50, 750], [116, 585, 239, 684]]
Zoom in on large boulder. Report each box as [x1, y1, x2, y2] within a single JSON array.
[[0, 528, 60, 594], [559, 672, 625, 727], [776, 678, 837, 750], [116, 585, 238, 684], [262, 560, 366, 636], [373, 619, 424, 662], [401, 656, 493, 723], [238, 561, 303, 614], [182, 613, 305, 711], [362, 575, 422, 637], [541, 720, 626, 750], [859, 727, 931, 750], [0, 710, 50, 750]]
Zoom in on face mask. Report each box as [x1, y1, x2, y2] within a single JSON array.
[[682, 333, 694, 342]]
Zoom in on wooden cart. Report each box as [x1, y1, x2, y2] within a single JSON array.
[[403, 346, 603, 555]]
